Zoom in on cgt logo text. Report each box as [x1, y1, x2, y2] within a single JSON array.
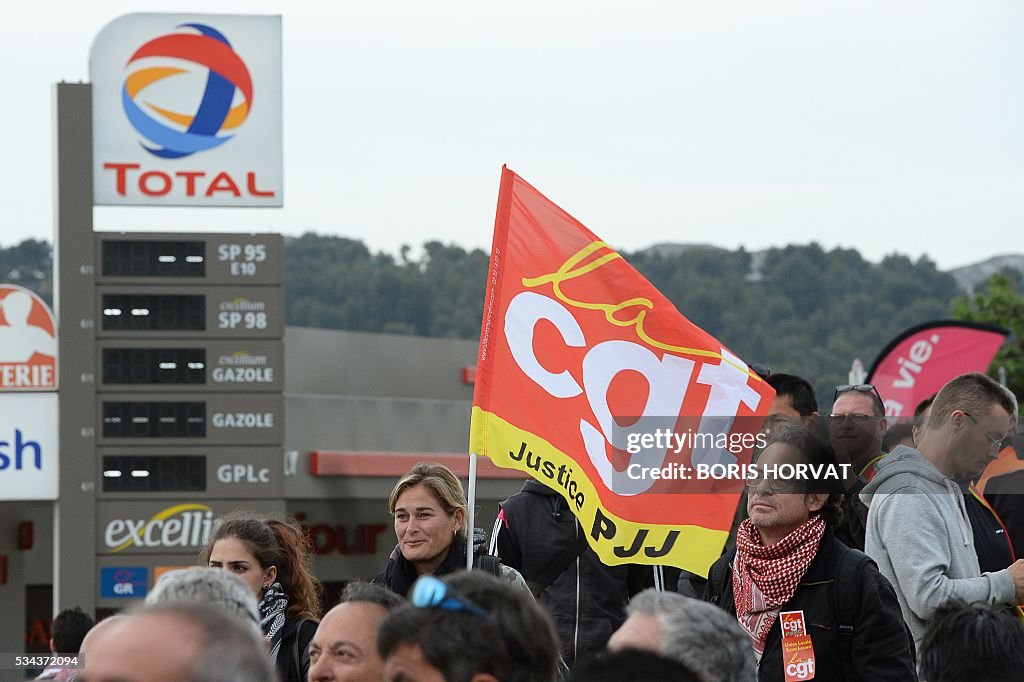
[[787, 660, 814, 679], [105, 503, 213, 552]]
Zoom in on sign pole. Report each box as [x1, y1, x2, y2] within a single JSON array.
[[53, 82, 97, 615]]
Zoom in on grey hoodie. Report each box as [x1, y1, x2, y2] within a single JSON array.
[[860, 445, 1016, 647]]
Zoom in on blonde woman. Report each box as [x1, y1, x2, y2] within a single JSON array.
[[374, 461, 528, 597]]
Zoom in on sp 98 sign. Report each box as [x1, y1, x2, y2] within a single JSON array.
[[97, 287, 282, 339], [218, 311, 268, 330]]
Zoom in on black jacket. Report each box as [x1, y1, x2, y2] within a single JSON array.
[[275, 616, 318, 682], [703, 530, 917, 682], [372, 530, 512, 597], [491, 480, 667, 666]]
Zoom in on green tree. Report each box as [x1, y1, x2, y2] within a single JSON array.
[[952, 272, 1024, 399], [0, 239, 52, 304]]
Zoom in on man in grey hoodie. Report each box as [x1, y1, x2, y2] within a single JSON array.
[[861, 372, 1024, 649]]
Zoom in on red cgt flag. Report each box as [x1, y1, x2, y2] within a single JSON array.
[[470, 167, 774, 574]]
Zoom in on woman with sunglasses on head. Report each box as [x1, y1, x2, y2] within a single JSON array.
[[374, 461, 529, 597], [703, 423, 916, 681], [202, 511, 323, 682]]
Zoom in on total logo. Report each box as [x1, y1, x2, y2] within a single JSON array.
[[104, 23, 271, 199], [123, 23, 252, 159], [91, 14, 282, 206]]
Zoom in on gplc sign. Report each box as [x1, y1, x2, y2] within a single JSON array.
[[0, 394, 58, 501], [91, 14, 282, 207], [216, 464, 270, 483]]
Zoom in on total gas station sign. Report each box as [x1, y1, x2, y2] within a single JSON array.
[[90, 14, 282, 206]]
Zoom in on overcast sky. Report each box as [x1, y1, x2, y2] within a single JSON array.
[[3, 1, 1021, 269]]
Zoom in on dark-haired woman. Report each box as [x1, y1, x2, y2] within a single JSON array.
[[703, 424, 917, 681], [373, 461, 528, 597], [203, 512, 322, 682]]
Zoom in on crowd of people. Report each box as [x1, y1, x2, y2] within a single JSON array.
[[35, 371, 1024, 681]]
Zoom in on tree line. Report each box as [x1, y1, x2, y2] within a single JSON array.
[[3, 234, 1021, 405]]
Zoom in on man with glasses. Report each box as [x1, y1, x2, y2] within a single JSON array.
[[828, 383, 888, 550], [862, 372, 1024, 650]]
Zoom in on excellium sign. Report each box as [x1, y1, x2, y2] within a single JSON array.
[[90, 14, 282, 206]]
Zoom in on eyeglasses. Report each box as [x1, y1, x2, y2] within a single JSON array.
[[963, 413, 1007, 452], [745, 477, 802, 494], [828, 413, 885, 425], [835, 384, 885, 409], [411, 575, 488, 619]]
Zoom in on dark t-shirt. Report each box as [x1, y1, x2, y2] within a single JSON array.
[[984, 470, 1024, 562], [964, 489, 1014, 574]]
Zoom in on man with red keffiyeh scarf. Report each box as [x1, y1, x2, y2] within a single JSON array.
[[703, 424, 916, 681]]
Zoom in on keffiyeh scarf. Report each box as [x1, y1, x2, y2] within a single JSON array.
[[732, 515, 825, 651], [258, 581, 289, 660]]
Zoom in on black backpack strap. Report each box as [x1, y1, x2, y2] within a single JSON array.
[[473, 553, 502, 577], [289, 617, 318, 682], [833, 544, 869, 647]]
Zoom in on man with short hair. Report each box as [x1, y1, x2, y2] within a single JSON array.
[[761, 373, 819, 435], [608, 589, 754, 682], [378, 571, 561, 682], [81, 603, 276, 682], [862, 372, 1024, 649], [829, 383, 889, 550], [37, 607, 93, 680], [308, 582, 404, 682], [918, 599, 1024, 682], [916, 393, 1019, 589]]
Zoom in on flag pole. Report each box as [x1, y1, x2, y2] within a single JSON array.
[[466, 452, 478, 570]]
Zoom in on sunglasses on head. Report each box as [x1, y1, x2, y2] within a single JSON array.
[[410, 575, 528, 660], [410, 575, 488, 619], [835, 383, 885, 408]]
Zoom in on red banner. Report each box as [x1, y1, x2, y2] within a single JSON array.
[[470, 167, 774, 574], [867, 321, 1008, 417]]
